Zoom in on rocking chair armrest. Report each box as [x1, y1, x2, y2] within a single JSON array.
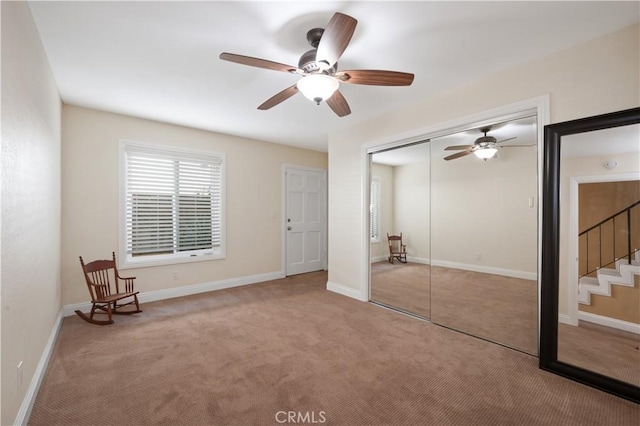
[[116, 274, 137, 293], [116, 273, 137, 281]]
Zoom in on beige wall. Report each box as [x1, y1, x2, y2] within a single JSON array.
[[393, 161, 430, 261], [62, 106, 327, 305], [371, 141, 535, 273], [370, 163, 394, 260], [430, 137, 537, 274], [328, 24, 640, 294], [579, 181, 640, 232], [1, 2, 62, 424], [370, 160, 431, 262]]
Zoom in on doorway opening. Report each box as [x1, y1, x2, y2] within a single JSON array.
[[566, 174, 640, 330]]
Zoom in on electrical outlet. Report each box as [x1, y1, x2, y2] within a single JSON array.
[[475, 252, 482, 261], [172, 271, 179, 281], [17, 361, 23, 390]]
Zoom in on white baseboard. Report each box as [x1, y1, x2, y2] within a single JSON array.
[[63, 270, 285, 317], [431, 259, 537, 281], [14, 310, 64, 426], [371, 258, 531, 278], [578, 311, 640, 335], [326, 280, 367, 301], [558, 313, 575, 325], [407, 256, 430, 264]]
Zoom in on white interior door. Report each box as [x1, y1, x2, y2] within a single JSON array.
[[286, 167, 326, 275]]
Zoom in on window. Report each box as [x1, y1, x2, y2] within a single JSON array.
[[121, 141, 225, 267], [370, 177, 381, 242]]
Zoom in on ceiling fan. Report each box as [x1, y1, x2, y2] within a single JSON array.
[[443, 126, 527, 161], [219, 12, 415, 117]]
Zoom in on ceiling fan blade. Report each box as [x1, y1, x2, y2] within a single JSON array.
[[258, 85, 299, 110], [326, 90, 351, 117], [444, 150, 473, 161], [220, 52, 300, 74], [495, 137, 517, 144], [315, 12, 357, 67], [335, 70, 415, 86], [444, 145, 474, 151]]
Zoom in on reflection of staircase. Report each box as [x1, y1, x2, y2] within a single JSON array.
[[578, 251, 640, 305]]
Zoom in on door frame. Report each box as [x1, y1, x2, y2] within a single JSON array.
[[282, 164, 328, 276], [566, 173, 640, 326]]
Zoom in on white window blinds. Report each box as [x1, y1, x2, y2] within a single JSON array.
[[123, 142, 224, 261]]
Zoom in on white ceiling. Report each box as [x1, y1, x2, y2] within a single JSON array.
[[28, 1, 639, 152]]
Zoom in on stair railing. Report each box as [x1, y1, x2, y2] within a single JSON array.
[[578, 200, 640, 278]]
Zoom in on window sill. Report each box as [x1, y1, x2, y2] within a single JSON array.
[[119, 251, 225, 269]]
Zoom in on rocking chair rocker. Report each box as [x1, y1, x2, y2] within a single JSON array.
[[76, 252, 142, 325]]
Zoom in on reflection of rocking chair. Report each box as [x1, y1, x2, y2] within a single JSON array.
[[387, 233, 407, 264], [76, 252, 142, 325]]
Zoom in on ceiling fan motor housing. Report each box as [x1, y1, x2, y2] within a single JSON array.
[[298, 49, 336, 74], [475, 135, 497, 147], [306, 28, 324, 48], [298, 49, 320, 71]]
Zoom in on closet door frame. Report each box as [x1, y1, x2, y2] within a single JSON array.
[[362, 95, 549, 353]]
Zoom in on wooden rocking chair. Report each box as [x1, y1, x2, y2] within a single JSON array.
[[387, 233, 408, 264], [76, 252, 142, 325]]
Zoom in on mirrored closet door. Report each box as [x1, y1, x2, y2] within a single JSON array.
[[370, 142, 431, 318], [369, 115, 539, 355], [429, 116, 539, 354]]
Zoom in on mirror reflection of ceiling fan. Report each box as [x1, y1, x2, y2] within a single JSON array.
[[444, 126, 532, 161], [219, 12, 415, 117]]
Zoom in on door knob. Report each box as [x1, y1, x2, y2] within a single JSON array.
[[287, 226, 292, 230]]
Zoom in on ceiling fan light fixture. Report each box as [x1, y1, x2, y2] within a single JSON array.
[[474, 147, 498, 160], [297, 74, 339, 105]]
